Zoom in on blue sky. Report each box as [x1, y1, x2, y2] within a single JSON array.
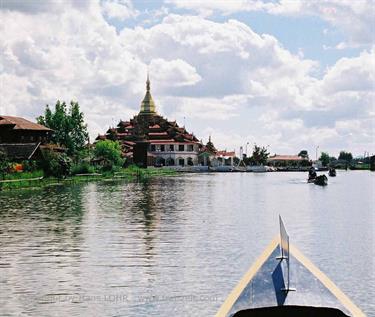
[[0, 0, 374, 157]]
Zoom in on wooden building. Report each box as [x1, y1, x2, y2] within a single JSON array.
[[0, 116, 52, 161], [0, 116, 51, 143]]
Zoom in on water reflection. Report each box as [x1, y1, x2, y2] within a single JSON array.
[[0, 172, 374, 316]]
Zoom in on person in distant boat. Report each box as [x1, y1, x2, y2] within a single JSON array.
[[308, 166, 317, 180], [329, 167, 336, 177]]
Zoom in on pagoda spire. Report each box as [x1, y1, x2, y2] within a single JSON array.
[[140, 71, 156, 115], [146, 71, 150, 91]]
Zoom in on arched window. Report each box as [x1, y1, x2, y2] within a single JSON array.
[[156, 157, 166, 166], [166, 158, 175, 166]]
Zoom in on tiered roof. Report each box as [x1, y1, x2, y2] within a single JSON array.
[[96, 76, 200, 157]]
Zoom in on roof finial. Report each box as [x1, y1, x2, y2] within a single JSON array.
[[146, 69, 150, 92], [209, 135, 211, 143]]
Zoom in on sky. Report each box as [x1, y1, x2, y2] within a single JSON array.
[[0, 0, 374, 158]]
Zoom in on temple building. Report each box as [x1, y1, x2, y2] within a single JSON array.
[[199, 136, 235, 167], [96, 75, 201, 166]]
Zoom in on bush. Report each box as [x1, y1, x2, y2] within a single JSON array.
[[94, 140, 124, 170], [21, 160, 38, 172], [39, 150, 71, 178], [71, 162, 96, 175]]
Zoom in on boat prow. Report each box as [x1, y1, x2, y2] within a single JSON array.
[[216, 217, 364, 317]]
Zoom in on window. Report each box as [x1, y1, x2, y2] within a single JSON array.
[[178, 158, 185, 166], [151, 144, 156, 152], [160, 145, 165, 152], [169, 144, 174, 151], [187, 157, 194, 166], [166, 158, 175, 166], [179, 144, 184, 151], [187, 144, 194, 152]]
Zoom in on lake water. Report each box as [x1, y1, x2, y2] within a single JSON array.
[[0, 171, 374, 316]]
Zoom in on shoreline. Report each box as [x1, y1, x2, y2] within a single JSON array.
[[1, 167, 372, 192], [0, 167, 177, 191]]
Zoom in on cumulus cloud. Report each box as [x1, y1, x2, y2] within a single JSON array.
[[149, 58, 202, 88], [0, 0, 92, 13], [120, 14, 317, 101], [167, 0, 375, 47], [268, 0, 375, 47], [322, 49, 375, 93], [0, 1, 373, 156], [101, 0, 139, 21]]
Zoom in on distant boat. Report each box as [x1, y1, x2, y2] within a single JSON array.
[[314, 174, 328, 186], [329, 168, 337, 177], [216, 216, 364, 317], [307, 177, 316, 183]]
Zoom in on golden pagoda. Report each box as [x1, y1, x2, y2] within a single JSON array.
[[139, 73, 156, 115]]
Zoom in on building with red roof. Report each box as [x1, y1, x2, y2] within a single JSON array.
[[96, 75, 201, 166]]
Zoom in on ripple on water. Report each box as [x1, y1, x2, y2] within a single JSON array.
[[0, 172, 374, 316]]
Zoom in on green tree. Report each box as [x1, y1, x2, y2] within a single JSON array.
[[338, 151, 353, 162], [319, 152, 330, 167], [94, 140, 124, 170], [249, 145, 269, 165], [37, 100, 89, 157], [298, 150, 309, 159]]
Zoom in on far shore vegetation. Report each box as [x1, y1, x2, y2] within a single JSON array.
[[1, 100, 373, 191], [0, 101, 175, 191]]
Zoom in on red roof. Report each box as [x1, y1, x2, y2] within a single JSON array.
[[150, 140, 197, 144], [149, 124, 161, 129], [216, 151, 235, 157], [149, 132, 168, 136], [0, 116, 51, 131], [123, 140, 135, 146]]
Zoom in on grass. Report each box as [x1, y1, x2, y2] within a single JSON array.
[[3, 170, 43, 180], [0, 166, 176, 191]]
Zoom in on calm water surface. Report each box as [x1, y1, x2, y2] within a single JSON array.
[[0, 171, 374, 316]]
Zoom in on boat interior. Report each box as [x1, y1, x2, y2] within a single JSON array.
[[233, 305, 349, 316]]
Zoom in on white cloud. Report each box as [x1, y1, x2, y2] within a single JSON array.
[[166, 0, 272, 17], [322, 49, 375, 94], [167, 0, 375, 47], [101, 0, 138, 21], [149, 58, 202, 88], [0, 0, 92, 14], [0, 3, 373, 156], [163, 95, 246, 121]]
